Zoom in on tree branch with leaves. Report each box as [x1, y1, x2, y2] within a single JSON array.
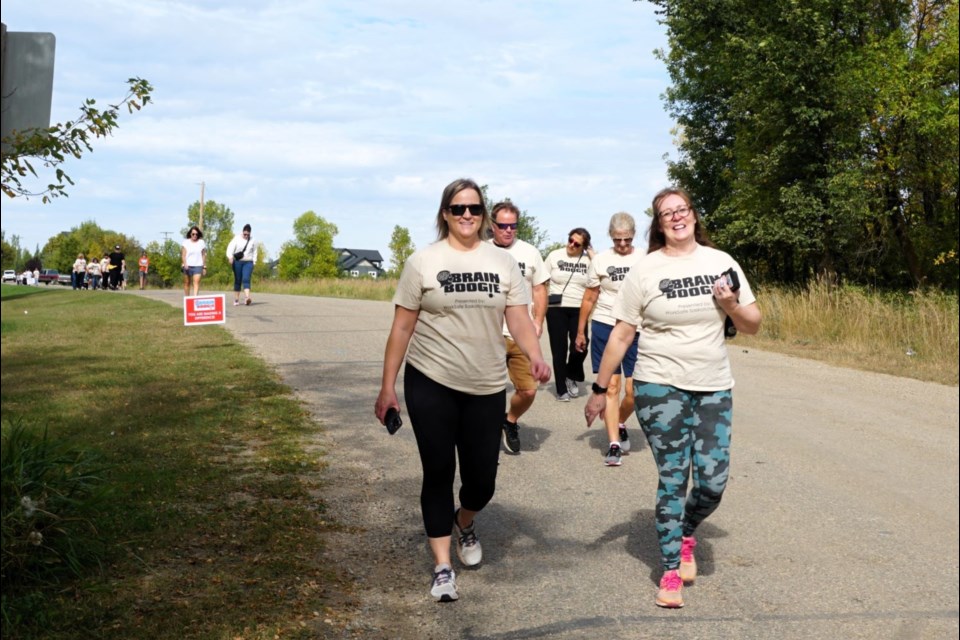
[[1, 77, 153, 202]]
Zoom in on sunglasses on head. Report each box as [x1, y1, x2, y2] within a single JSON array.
[[448, 204, 484, 216], [495, 222, 518, 230]]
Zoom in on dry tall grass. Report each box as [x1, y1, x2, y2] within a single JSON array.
[[739, 282, 958, 385], [257, 276, 397, 301]]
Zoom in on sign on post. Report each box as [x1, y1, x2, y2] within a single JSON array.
[[183, 295, 226, 326]]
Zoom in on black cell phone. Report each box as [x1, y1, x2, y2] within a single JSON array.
[[384, 408, 403, 435], [721, 268, 741, 292]]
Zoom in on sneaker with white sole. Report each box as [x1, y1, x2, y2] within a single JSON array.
[[556, 392, 571, 402], [618, 425, 631, 452], [679, 535, 697, 584], [430, 564, 459, 602], [454, 510, 482, 567], [566, 378, 581, 398], [502, 419, 520, 455], [655, 569, 684, 608], [604, 443, 623, 466]]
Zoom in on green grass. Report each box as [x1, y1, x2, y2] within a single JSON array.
[[0, 285, 353, 640], [254, 276, 397, 301]]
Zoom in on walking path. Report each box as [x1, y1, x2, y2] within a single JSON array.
[[137, 290, 959, 640]]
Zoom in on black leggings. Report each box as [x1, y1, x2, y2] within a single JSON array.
[[546, 306, 588, 395], [403, 364, 505, 538]]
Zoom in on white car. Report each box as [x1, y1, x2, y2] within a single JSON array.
[[2, 269, 17, 283]]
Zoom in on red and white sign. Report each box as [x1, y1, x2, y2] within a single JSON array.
[[184, 294, 226, 326]]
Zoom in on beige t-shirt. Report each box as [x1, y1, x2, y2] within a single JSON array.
[[545, 248, 591, 307], [394, 240, 530, 395], [490, 238, 549, 338], [586, 248, 645, 326], [612, 244, 756, 391]]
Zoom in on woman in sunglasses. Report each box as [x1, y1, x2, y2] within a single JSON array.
[[375, 178, 551, 603], [575, 212, 644, 466], [585, 187, 761, 608], [181, 225, 207, 296], [545, 227, 594, 401]]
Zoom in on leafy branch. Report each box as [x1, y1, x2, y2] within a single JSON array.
[[1, 77, 153, 202]]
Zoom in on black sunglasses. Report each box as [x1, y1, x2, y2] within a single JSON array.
[[495, 222, 518, 230], [448, 204, 484, 216], [568, 239, 582, 248]]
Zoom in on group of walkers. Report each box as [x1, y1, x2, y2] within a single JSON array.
[[70, 245, 145, 291], [181, 224, 257, 305], [375, 178, 761, 609]]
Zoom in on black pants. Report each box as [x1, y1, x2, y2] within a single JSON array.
[[403, 364, 504, 538], [546, 306, 588, 396]]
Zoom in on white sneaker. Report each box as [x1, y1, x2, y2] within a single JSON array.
[[430, 565, 459, 602], [454, 510, 482, 567], [566, 378, 580, 398]]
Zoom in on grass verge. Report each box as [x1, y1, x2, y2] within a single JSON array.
[[737, 283, 958, 386], [0, 285, 356, 639]]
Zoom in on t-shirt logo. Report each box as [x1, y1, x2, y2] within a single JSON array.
[[661, 274, 722, 298], [607, 266, 630, 282], [436, 270, 502, 296]]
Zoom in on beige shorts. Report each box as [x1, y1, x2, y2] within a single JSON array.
[[505, 338, 538, 391]]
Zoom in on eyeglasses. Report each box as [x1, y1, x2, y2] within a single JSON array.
[[448, 204, 484, 216], [568, 239, 582, 248], [612, 237, 633, 244], [190, 232, 199, 237], [495, 222, 518, 230], [658, 205, 692, 220]]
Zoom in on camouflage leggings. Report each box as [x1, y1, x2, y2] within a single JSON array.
[[634, 382, 733, 571]]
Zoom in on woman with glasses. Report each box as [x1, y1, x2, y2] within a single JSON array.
[[585, 187, 761, 608], [375, 178, 551, 603], [227, 224, 257, 306], [575, 212, 643, 466], [545, 228, 593, 401], [181, 225, 207, 296]]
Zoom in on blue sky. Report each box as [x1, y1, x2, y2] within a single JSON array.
[[3, 1, 674, 265]]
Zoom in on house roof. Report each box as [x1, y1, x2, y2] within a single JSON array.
[[337, 248, 383, 263], [336, 248, 384, 272]]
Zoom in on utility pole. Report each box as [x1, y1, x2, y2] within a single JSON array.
[[198, 181, 205, 232]]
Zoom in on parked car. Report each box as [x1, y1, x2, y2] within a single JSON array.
[[38, 269, 64, 285], [2, 269, 16, 283]]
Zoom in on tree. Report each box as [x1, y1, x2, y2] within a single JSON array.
[[40, 222, 139, 273], [182, 200, 234, 284], [651, 0, 959, 288], [145, 238, 184, 288], [277, 211, 339, 279], [1, 78, 153, 202], [387, 225, 415, 276]]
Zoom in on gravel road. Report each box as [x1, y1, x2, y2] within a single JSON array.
[[138, 290, 959, 640]]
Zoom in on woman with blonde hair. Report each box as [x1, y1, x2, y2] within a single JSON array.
[[375, 178, 550, 602]]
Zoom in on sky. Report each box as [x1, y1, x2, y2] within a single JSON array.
[[2, 1, 675, 266]]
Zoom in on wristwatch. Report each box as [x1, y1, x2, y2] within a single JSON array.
[[591, 382, 607, 395]]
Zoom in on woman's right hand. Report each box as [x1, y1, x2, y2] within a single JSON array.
[[375, 388, 399, 425]]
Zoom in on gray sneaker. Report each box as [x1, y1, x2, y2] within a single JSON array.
[[618, 426, 631, 453], [557, 392, 571, 402], [566, 378, 581, 398], [604, 443, 623, 466], [430, 565, 459, 602], [454, 510, 482, 567]]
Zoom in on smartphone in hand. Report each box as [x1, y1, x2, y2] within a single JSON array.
[[385, 408, 403, 435]]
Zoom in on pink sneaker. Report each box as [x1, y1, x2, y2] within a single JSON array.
[[679, 536, 697, 584], [656, 569, 684, 608]]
